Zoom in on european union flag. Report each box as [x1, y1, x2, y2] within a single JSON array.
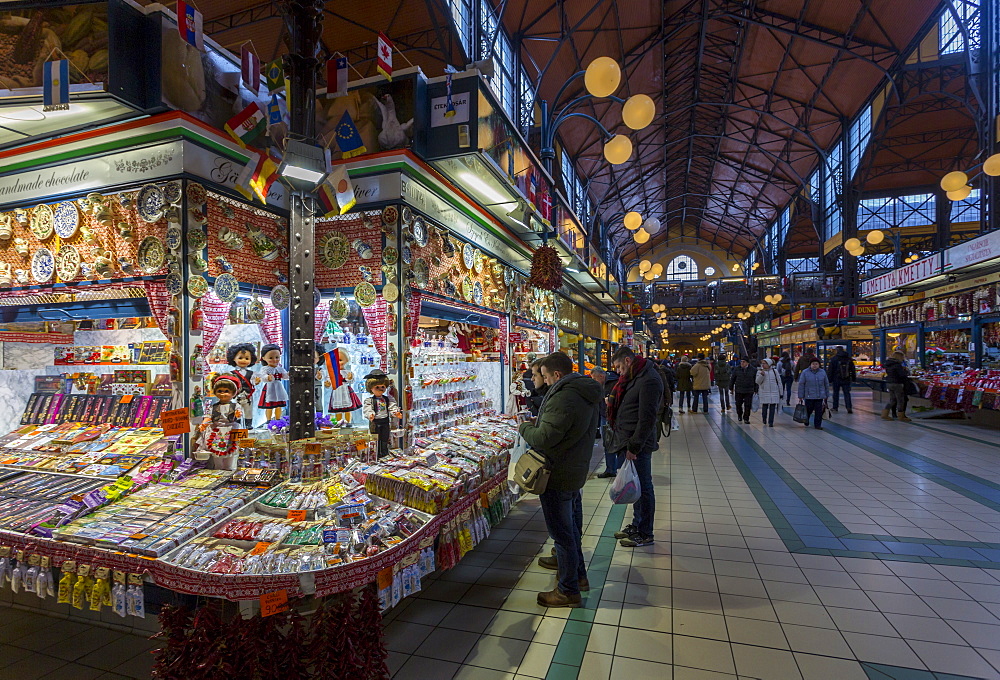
[[335, 110, 367, 159]]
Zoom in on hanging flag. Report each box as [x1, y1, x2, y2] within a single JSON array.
[[265, 59, 284, 93], [241, 46, 260, 94], [176, 0, 203, 50], [444, 71, 456, 117], [267, 93, 288, 127], [236, 151, 281, 204], [322, 350, 344, 388], [317, 182, 338, 217], [376, 32, 393, 81], [326, 54, 348, 98], [224, 102, 266, 147], [42, 59, 70, 109], [334, 110, 367, 159], [330, 164, 356, 213]]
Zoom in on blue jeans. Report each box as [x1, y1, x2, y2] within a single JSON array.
[[539, 488, 587, 595], [761, 403, 777, 425], [781, 377, 793, 404], [832, 382, 852, 410], [691, 390, 709, 412], [604, 446, 620, 474], [717, 386, 730, 409], [627, 450, 655, 536]]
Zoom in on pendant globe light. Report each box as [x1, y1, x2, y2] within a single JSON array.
[[604, 134, 633, 165], [844, 237, 861, 251], [984, 153, 1000, 176], [623, 211, 642, 231], [940, 171, 969, 192], [651, 262, 663, 277], [622, 94, 655, 130], [584, 57, 621, 98], [633, 228, 650, 244], [639, 259, 651, 273], [947, 185, 973, 201], [866, 230, 885, 245], [643, 217, 661, 235]]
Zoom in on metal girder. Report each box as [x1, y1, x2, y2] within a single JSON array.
[[203, 3, 279, 34]]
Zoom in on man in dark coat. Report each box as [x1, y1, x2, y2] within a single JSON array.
[[827, 347, 856, 413], [519, 351, 602, 608], [731, 357, 757, 424], [606, 346, 664, 548]]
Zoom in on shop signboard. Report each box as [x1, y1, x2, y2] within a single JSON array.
[[815, 307, 849, 320], [861, 255, 940, 297], [508, 332, 523, 343], [841, 326, 873, 340], [855, 304, 878, 316], [943, 230, 1000, 272]]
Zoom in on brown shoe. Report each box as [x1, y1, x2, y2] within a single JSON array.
[[899, 414, 912, 422], [537, 589, 582, 608], [881, 409, 893, 421], [538, 555, 558, 570], [579, 578, 590, 592]]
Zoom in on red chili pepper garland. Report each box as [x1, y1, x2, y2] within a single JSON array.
[[528, 245, 563, 291]]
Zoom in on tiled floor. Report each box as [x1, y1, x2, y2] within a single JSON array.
[[4, 393, 1000, 679]]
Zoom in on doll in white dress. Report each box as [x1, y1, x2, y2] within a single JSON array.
[[255, 343, 287, 422]]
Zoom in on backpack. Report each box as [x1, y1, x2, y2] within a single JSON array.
[[836, 359, 850, 382]]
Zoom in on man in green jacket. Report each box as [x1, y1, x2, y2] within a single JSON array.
[[519, 351, 602, 608]]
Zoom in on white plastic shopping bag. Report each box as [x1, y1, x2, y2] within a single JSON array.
[[609, 459, 641, 504], [507, 434, 529, 493]]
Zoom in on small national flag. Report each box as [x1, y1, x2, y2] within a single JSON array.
[[334, 110, 367, 159], [265, 59, 284, 93], [326, 55, 348, 98], [322, 350, 343, 387], [376, 32, 393, 81], [241, 46, 260, 94], [267, 94, 288, 127], [236, 151, 280, 204], [176, 0, 203, 50], [224, 102, 266, 147], [42, 59, 70, 109], [331, 164, 356, 213]]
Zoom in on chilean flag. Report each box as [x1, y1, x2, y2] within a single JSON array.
[[177, 0, 204, 50]]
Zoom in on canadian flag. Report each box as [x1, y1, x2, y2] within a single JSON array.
[[376, 32, 393, 81]]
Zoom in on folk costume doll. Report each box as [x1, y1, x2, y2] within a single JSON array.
[[324, 346, 361, 425], [227, 342, 257, 428], [198, 374, 242, 456], [362, 369, 402, 458], [255, 343, 288, 422]]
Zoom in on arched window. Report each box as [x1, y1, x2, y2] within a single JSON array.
[[664, 255, 699, 281]]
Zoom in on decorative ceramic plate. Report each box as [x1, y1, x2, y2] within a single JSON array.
[[270, 284, 290, 310], [163, 182, 182, 206], [462, 242, 476, 270], [318, 232, 350, 270], [401, 206, 413, 225], [165, 225, 182, 251], [354, 281, 376, 308], [187, 275, 208, 298], [444, 280, 457, 297], [473, 248, 485, 274], [381, 264, 396, 282], [504, 267, 515, 286], [31, 204, 54, 240], [137, 236, 167, 274], [187, 182, 207, 206], [491, 261, 503, 281], [383, 246, 398, 266], [31, 248, 54, 283], [382, 206, 398, 227], [53, 202, 80, 239], [166, 273, 183, 296], [413, 258, 429, 287], [473, 281, 484, 306], [247, 295, 265, 322], [461, 276, 474, 302], [214, 272, 240, 303], [329, 295, 349, 320], [314, 288, 321, 309], [55, 246, 80, 281], [136, 184, 166, 223], [187, 229, 207, 251], [382, 282, 399, 303], [401, 245, 413, 265], [412, 217, 429, 247]]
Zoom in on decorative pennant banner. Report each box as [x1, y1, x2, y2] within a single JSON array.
[[377, 32, 393, 81]]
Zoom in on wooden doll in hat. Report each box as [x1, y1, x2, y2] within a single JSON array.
[[362, 369, 402, 458]]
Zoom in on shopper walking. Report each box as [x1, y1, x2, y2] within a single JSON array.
[[595, 367, 621, 479], [755, 358, 782, 427], [518, 352, 601, 608], [654, 360, 675, 440], [690, 353, 712, 413], [675, 355, 693, 413], [607, 346, 663, 548], [778, 352, 794, 405], [883, 351, 912, 422], [797, 358, 830, 430], [715, 353, 732, 412], [828, 347, 856, 413], [731, 357, 757, 424], [795, 350, 817, 381]]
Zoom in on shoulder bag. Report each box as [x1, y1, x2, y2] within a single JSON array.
[[511, 447, 551, 494]]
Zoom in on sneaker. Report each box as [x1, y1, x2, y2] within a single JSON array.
[[596, 471, 615, 479], [613, 524, 639, 540], [815, 426, 824, 430], [538, 555, 558, 570], [679, 409, 685, 414], [578, 578, 590, 592], [744, 419, 751, 424], [620, 534, 654, 548], [537, 589, 582, 608], [847, 410, 853, 414]]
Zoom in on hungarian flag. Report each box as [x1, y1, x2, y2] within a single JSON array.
[[42, 59, 69, 108], [326, 55, 348, 98], [376, 32, 393, 81], [176, 0, 203, 50], [236, 151, 280, 204], [224, 102, 266, 147], [334, 110, 367, 158], [265, 59, 284, 93], [241, 46, 260, 94], [318, 165, 356, 216]]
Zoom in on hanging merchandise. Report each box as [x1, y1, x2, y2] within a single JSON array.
[[528, 245, 563, 291]]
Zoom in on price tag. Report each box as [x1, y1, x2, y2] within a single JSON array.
[[287, 509, 307, 522], [160, 408, 191, 436], [260, 589, 289, 617], [250, 542, 272, 556], [376, 567, 393, 590], [305, 442, 321, 455], [119, 394, 134, 404], [230, 429, 248, 442]]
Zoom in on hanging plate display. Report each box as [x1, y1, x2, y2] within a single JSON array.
[[247, 294, 265, 322], [314, 288, 321, 309], [187, 229, 207, 251], [53, 202, 80, 239], [473, 248, 485, 274], [354, 281, 376, 308], [163, 181, 183, 206], [187, 275, 209, 298], [503, 267, 515, 286], [401, 245, 413, 265], [383, 282, 399, 303], [413, 258, 429, 287], [400, 206, 413, 225], [165, 225, 182, 251], [55, 246, 80, 281], [473, 281, 484, 306], [214, 272, 240, 303], [381, 205, 398, 227], [187, 182, 207, 207], [318, 232, 350, 270], [270, 284, 290, 310], [137, 236, 167, 274], [412, 217, 429, 248], [329, 293, 349, 320], [461, 276, 474, 302], [166, 273, 183, 296], [136, 184, 166, 223], [382, 246, 398, 266], [462, 242, 476, 270], [31, 204, 54, 241], [31, 248, 55, 283]]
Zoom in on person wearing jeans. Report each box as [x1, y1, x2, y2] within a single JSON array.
[[538, 488, 587, 600], [883, 351, 912, 422], [675, 356, 692, 413], [797, 358, 830, 430], [731, 357, 757, 424], [715, 354, 732, 412], [778, 352, 794, 405], [828, 348, 856, 413], [690, 354, 712, 413]]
